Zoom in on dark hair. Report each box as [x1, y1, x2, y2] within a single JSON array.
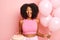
[[20, 3, 39, 19]]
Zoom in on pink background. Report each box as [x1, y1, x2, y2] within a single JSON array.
[[0, 0, 60, 40]]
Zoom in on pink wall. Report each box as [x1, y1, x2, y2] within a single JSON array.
[[0, 0, 20, 40], [0, 0, 60, 40]]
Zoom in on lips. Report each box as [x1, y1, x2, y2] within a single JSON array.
[[28, 12, 32, 17]]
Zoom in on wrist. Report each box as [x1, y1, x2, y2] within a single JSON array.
[[44, 34, 51, 38]]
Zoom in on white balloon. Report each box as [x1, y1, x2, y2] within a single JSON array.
[[39, 0, 52, 16], [50, 0, 60, 8], [52, 7, 60, 18], [40, 15, 52, 27], [48, 17, 60, 32]]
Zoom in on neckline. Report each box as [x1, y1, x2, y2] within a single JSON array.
[[24, 19, 35, 21]]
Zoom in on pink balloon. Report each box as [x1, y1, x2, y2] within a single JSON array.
[[39, 0, 52, 16], [40, 15, 52, 27], [52, 7, 60, 18], [48, 17, 60, 32], [50, 0, 60, 8], [50, 29, 60, 40]]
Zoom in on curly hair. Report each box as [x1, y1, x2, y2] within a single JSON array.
[[20, 3, 39, 19]]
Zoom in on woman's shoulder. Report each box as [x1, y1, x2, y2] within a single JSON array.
[[35, 18, 40, 23], [20, 18, 24, 24]]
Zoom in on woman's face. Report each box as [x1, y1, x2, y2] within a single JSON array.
[[26, 6, 32, 18]]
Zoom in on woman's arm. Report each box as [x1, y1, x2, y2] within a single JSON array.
[[36, 19, 45, 38], [19, 19, 23, 34], [36, 19, 51, 38]]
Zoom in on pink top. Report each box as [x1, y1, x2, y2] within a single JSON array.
[[22, 19, 37, 34]]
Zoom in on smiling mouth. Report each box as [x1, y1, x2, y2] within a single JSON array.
[[28, 13, 32, 17]]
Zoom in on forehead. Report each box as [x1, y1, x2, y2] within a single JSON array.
[[27, 6, 31, 9]]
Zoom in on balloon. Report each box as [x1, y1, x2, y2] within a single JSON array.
[[52, 7, 60, 18], [48, 17, 60, 32], [40, 15, 52, 27], [39, 0, 52, 16], [50, 0, 60, 8], [50, 29, 60, 40]]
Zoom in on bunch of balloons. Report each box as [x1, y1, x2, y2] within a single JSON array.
[[39, 0, 60, 32]]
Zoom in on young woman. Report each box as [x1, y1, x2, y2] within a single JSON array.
[[11, 3, 50, 40]]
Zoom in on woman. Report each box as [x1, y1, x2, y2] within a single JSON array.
[[11, 3, 50, 40]]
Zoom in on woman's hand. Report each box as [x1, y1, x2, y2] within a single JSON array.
[[37, 32, 45, 38], [44, 34, 51, 38]]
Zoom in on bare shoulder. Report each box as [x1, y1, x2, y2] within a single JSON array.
[[20, 19, 23, 24], [35, 18, 40, 23]]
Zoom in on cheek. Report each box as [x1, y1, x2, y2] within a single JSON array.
[[30, 11, 32, 13], [29, 10, 32, 14], [26, 11, 28, 14]]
